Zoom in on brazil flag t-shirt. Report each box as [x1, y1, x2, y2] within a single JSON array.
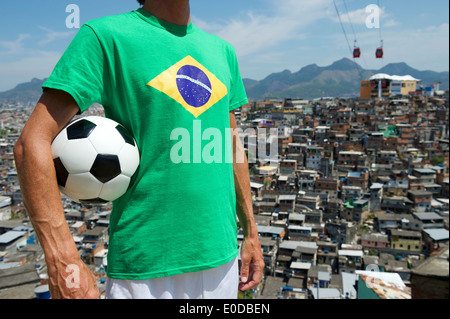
[[43, 8, 248, 280]]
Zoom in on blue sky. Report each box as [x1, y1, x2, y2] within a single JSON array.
[[0, 0, 448, 92]]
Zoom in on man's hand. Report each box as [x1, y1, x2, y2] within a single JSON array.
[[239, 236, 265, 292]]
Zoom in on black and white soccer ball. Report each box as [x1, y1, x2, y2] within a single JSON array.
[[51, 116, 140, 205]]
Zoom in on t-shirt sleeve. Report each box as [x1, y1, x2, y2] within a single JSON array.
[[227, 46, 248, 112], [42, 24, 106, 114]]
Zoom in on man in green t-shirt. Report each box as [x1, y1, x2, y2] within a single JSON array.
[[14, 0, 264, 299]]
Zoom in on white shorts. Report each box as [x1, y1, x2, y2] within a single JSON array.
[[105, 257, 239, 299]]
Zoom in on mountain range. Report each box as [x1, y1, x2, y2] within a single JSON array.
[[0, 58, 448, 105], [243, 58, 449, 100], [0, 78, 47, 106]]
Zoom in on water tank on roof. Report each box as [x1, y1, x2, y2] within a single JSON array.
[[34, 285, 51, 299]]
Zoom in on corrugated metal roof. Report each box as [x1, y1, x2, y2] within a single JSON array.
[[0, 231, 27, 244], [348, 172, 361, 178], [423, 228, 449, 241]]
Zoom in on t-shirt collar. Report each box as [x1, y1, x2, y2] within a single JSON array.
[[135, 8, 194, 36]]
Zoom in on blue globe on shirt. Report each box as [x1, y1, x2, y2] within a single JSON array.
[[176, 65, 212, 108]]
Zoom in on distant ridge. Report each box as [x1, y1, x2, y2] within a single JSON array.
[[244, 58, 449, 100], [0, 78, 46, 106]]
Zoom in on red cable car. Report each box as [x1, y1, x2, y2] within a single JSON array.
[[376, 47, 384, 59], [353, 40, 361, 58], [376, 40, 384, 59]]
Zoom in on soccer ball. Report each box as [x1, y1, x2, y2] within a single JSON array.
[[51, 116, 140, 205]]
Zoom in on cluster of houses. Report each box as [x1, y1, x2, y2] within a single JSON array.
[[233, 91, 449, 299], [0, 90, 448, 299]]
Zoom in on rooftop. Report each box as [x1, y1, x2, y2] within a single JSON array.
[[356, 272, 411, 299], [311, 288, 341, 299], [290, 262, 312, 270], [279, 195, 297, 201], [413, 212, 444, 221], [338, 250, 363, 257], [423, 229, 449, 241], [413, 168, 436, 174], [369, 73, 420, 82], [408, 190, 433, 196], [412, 247, 449, 278], [280, 241, 318, 250], [390, 229, 421, 238], [257, 225, 285, 235], [361, 233, 389, 242], [0, 231, 27, 244]]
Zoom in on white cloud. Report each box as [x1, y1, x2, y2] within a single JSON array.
[[37, 26, 76, 46], [0, 25, 75, 91], [337, 7, 375, 25], [0, 50, 61, 91], [384, 19, 400, 28], [381, 23, 449, 71], [0, 34, 31, 56], [327, 22, 449, 72], [0, 30, 66, 91], [333, 5, 399, 28], [194, 0, 331, 58]]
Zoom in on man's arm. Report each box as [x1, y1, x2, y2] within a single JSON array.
[[14, 89, 100, 299], [229, 111, 264, 292]]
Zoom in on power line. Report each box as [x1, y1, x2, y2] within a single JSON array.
[[377, 0, 385, 68], [377, 0, 383, 43], [342, 0, 357, 42], [342, 0, 369, 70], [333, 0, 365, 80], [333, 0, 353, 57]]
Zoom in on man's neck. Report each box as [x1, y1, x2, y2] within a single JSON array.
[[143, 0, 191, 26]]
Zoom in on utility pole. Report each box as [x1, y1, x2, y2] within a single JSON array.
[[378, 79, 383, 101]]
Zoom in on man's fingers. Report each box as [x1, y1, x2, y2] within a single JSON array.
[[240, 279, 257, 291], [239, 257, 250, 284], [239, 237, 264, 292], [239, 259, 263, 291]]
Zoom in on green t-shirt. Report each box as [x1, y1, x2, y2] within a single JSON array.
[[43, 8, 248, 280]]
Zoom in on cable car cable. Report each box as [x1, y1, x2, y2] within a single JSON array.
[[333, 0, 353, 57], [342, 0, 369, 70], [376, 0, 385, 66], [333, 0, 365, 81]]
